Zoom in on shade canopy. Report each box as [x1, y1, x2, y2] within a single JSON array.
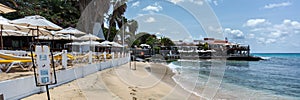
[[100, 40, 113, 45], [1, 30, 28, 36], [36, 34, 79, 40], [78, 33, 102, 40], [35, 35, 54, 40], [81, 41, 101, 46], [56, 27, 86, 35], [65, 42, 82, 45], [99, 41, 123, 47], [10, 15, 62, 30], [0, 3, 16, 14], [1, 16, 31, 49], [111, 42, 123, 47], [140, 44, 150, 47], [0, 16, 24, 30]]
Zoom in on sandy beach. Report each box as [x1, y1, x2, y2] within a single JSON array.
[[22, 62, 201, 100]]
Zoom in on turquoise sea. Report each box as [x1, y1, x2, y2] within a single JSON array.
[[168, 53, 300, 99]]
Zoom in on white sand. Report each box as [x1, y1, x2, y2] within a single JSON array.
[[22, 62, 202, 100]]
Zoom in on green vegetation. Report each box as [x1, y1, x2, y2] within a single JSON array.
[[1, 0, 80, 28], [1, 0, 174, 47], [132, 32, 175, 48]]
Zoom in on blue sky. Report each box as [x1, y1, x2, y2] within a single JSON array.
[[123, 0, 300, 53]]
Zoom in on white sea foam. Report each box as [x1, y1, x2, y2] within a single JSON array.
[[167, 61, 295, 100], [261, 56, 272, 60]]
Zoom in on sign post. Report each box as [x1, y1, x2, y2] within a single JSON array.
[[62, 50, 67, 69], [31, 45, 57, 100]]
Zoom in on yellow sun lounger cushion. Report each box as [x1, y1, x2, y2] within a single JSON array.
[[0, 52, 31, 60], [0, 60, 32, 64]]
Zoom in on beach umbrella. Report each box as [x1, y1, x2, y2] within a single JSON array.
[[100, 40, 113, 45], [0, 16, 32, 49], [61, 34, 79, 40], [81, 41, 101, 46], [1, 30, 28, 36], [56, 27, 85, 44], [66, 42, 82, 45], [111, 42, 123, 47], [56, 27, 86, 36], [140, 44, 150, 47], [78, 33, 102, 40], [10, 15, 62, 41], [0, 3, 16, 14], [35, 35, 57, 40]]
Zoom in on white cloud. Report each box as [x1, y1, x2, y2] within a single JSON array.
[[224, 28, 245, 39], [245, 19, 300, 44], [169, 0, 204, 5], [265, 39, 276, 44], [144, 17, 156, 23], [244, 19, 270, 27], [142, 3, 163, 12], [168, 0, 184, 4], [137, 14, 145, 17], [213, 1, 218, 5], [264, 2, 292, 9], [248, 34, 255, 38], [206, 0, 219, 6], [131, 1, 140, 8], [190, 0, 204, 5]]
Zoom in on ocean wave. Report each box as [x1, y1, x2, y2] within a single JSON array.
[[260, 56, 272, 60], [171, 75, 207, 99]]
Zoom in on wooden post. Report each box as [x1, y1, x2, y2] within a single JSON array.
[[0, 93, 4, 100], [247, 45, 250, 57]]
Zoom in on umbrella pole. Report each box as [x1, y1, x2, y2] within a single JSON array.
[[0, 25, 3, 50], [37, 26, 39, 43], [31, 30, 34, 43], [70, 34, 72, 51]]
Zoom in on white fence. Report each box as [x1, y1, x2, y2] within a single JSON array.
[[0, 56, 130, 100]]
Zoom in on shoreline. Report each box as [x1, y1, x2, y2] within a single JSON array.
[[22, 62, 202, 99], [168, 60, 297, 100], [101, 62, 202, 99]]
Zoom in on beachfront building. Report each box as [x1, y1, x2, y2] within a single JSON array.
[[171, 38, 251, 59]]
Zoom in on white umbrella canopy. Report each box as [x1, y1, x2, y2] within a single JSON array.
[[18, 26, 52, 36], [98, 44, 111, 47], [0, 3, 16, 14], [78, 33, 101, 40], [1, 16, 33, 49], [100, 40, 113, 45], [10, 15, 62, 30], [35, 35, 54, 40], [140, 44, 150, 47], [99, 41, 122, 47], [111, 42, 123, 47], [56, 27, 86, 35], [62, 34, 79, 40], [1, 30, 28, 36], [66, 42, 82, 45], [51, 34, 78, 40], [81, 41, 101, 46]]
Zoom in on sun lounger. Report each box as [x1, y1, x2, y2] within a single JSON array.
[[0, 52, 33, 73], [0, 60, 32, 72], [71, 53, 89, 64], [0, 52, 31, 60]]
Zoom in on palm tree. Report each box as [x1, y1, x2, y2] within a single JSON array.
[[128, 20, 138, 35], [107, 0, 127, 41]]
